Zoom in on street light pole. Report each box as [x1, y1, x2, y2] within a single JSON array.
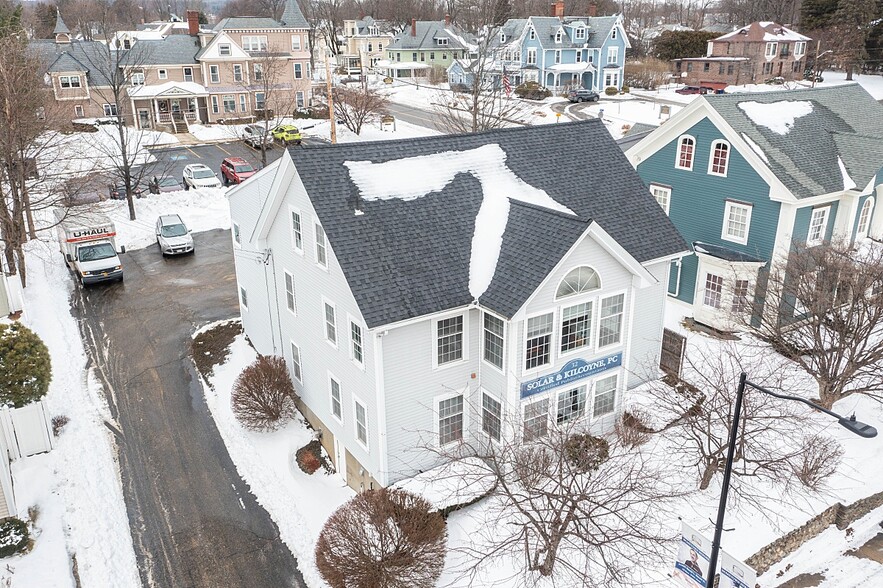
[[704, 373, 877, 588]]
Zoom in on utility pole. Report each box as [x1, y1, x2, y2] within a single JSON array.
[[812, 40, 822, 88], [325, 51, 337, 144]]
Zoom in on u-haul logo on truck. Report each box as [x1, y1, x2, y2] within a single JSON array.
[[68, 227, 116, 242]]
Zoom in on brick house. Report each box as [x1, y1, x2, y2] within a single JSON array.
[[32, 1, 312, 131], [672, 22, 811, 88]]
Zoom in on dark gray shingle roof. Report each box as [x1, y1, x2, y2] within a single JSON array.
[[280, 0, 309, 28], [30, 39, 116, 86], [288, 120, 687, 328], [706, 84, 883, 198], [132, 35, 201, 65], [388, 21, 474, 51], [213, 17, 281, 31]]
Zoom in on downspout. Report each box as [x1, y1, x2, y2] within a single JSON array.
[[672, 257, 683, 298], [261, 248, 280, 354]]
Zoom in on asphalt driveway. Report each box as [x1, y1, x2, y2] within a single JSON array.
[[72, 229, 305, 588]]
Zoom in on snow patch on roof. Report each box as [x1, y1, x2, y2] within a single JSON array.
[[838, 156, 857, 191], [393, 457, 495, 511], [344, 144, 576, 299], [737, 100, 813, 135], [740, 132, 769, 163]]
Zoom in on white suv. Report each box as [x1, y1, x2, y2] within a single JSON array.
[[182, 163, 222, 190], [243, 124, 274, 149], [155, 214, 194, 255]]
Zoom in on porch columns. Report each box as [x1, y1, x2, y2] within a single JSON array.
[[153, 98, 161, 126]]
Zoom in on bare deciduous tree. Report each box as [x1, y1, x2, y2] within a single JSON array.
[[753, 240, 883, 408], [330, 84, 388, 134], [231, 355, 297, 430], [315, 488, 447, 588]]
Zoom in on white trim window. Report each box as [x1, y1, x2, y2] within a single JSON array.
[[722, 201, 752, 244], [604, 70, 619, 88], [254, 63, 264, 81], [354, 399, 368, 448], [857, 197, 874, 238], [703, 273, 724, 308], [807, 206, 830, 246], [598, 294, 624, 348], [676, 135, 695, 170], [436, 315, 464, 365], [324, 301, 337, 346], [158, 69, 168, 80], [283, 271, 296, 315], [219, 43, 231, 56], [350, 320, 364, 366], [222, 95, 235, 113], [560, 302, 592, 353], [482, 393, 502, 441], [233, 64, 243, 82], [232, 222, 241, 245], [239, 94, 247, 112], [765, 42, 778, 58], [242, 35, 268, 52], [103, 104, 118, 116], [483, 313, 504, 370], [296, 91, 305, 109], [527, 48, 537, 65], [74, 105, 84, 117], [525, 312, 554, 370], [239, 286, 248, 310], [290, 209, 303, 252], [438, 394, 464, 446], [794, 41, 807, 57], [294, 63, 303, 79], [291, 35, 302, 51], [315, 222, 328, 268], [290, 342, 302, 382], [556, 385, 586, 424], [555, 30, 563, 43], [60, 75, 82, 88], [607, 47, 618, 64], [557, 266, 601, 298], [330, 375, 343, 421], [211, 95, 219, 114], [708, 140, 730, 176], [555, 50, 561, 64], [130, 72, 145, 86], [523, 398, 549, 441], [592, 374, 618, 417], [575, 26, 586, 40], [650, 184, 671, 215], [183, 66, 193, 82], [209, 65, 220, 84]]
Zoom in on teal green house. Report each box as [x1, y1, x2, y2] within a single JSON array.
[[626, 84, 883, 329]]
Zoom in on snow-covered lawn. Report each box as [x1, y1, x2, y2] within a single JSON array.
[[197, 326, 354, 588]]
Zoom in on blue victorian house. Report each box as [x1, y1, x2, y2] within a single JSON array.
[[626, 84, 883, 330]]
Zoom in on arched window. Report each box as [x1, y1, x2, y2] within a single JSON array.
[[556, 267, 601, 299], [709, 140, 729, 176], [676, 135, 695, 170], [857, 197, 875, 237]]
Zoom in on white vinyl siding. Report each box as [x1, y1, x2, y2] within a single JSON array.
[[354, 399, 368, 448], [290, 342, 302, 382], [324, 301, 337, 346]]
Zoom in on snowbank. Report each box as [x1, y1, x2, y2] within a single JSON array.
[[393, 457, 495, 513]]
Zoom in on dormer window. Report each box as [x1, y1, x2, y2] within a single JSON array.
[[500, 33, 506, 43], [574, 27, 586, 40], [611, 27, 617, 39], [555, 30, 563, 43], [219, 43, 231, 56], [529, 28, 536, 40], [436, 37, 448, 46]]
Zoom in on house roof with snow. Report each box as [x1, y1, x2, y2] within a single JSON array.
[[283, 121, 686, 328], [130, 34, 202, 65], [387, 21, 475, 51], [704, 84, 883, 198], [714, 21, 810, 43]]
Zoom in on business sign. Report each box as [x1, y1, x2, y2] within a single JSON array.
[[520, 352, 622, 399], [719, 551, 756, 588], [672, 522, 711, 588]]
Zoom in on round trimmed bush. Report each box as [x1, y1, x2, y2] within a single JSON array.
[[316, 488, 447, 588], [231, 355, 297, 431], [0, 323, 51, 408], [0, 518, 29, 558], [514, 81, 551, 100], [564, 434, 610, 474], [604, 86, 618, 96], [621, 84, 630, 93]]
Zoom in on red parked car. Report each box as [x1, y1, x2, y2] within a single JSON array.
[[220, 157, 256, 185]]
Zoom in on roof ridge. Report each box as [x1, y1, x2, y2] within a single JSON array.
[[509, 198, 592, 224]]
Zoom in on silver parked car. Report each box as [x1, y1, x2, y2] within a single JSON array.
[[155, 214, 194, 255], [242, 124, 274, 149]]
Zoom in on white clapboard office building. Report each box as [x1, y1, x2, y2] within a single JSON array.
[[227, 121, 688, 490]]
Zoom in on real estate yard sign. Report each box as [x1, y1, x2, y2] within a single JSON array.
[[719, 551, 757, 588], [672, 521, 710, 587]]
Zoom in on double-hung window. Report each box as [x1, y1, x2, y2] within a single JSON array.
[[350, 321, 364, 366], [593, 374, 617, 417], [211, 95, 219, 114], [525, 313, 553, 370], [557, 385, 586, 424], [555, 50, 561, 64], [233, 64, 243, 82], [330, 377, 342, 420], [527, 48, 537, 65], [158, 69, 168, 80], [242, 36, 267, 52], [254, 63, 264, 81], [483, 313, 504, 369], [294, 63, 303, 79], [523, 398, 548, 441], [131, 72, 144, 86], [765, 42, 777, 58], [575, 27, 585, 40], [807, 206, 830, 246], [315, 223, 327, 267], [291, 35, 301, 51], [704, 273, 724, 308], [650, 184, 671, 215], [438, 395, 464, 445], [560, 302, 592, 353], [239, 94, 247, 112], [607, 46, 618, 64], [354, 400, 368, 447], [183, 67, 193, 82], [324, 301, 337, 345], [482, 393, 501, 441], [598, 294, 624, 348], [239, 286, 248, 309], [722, 201, 752, 244], [676, 135, 695, 170], [284, 271, 296, 314], [709, 141, 729, 176], [732, 279, 750, 312], [222, 95, 235, 113], [290, 342, 302, 381], [209, 65, 220, 83], [437, 316, 464, 365]]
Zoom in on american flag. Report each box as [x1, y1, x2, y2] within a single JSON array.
[[502, 65, 511, 97]]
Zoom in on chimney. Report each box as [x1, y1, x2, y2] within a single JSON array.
[[588, 3, 597, 17], [186, 10, 199, 37], [551, 0, 565, 18], [411, 18, 416, 37], [445, 13, 451, 26]]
